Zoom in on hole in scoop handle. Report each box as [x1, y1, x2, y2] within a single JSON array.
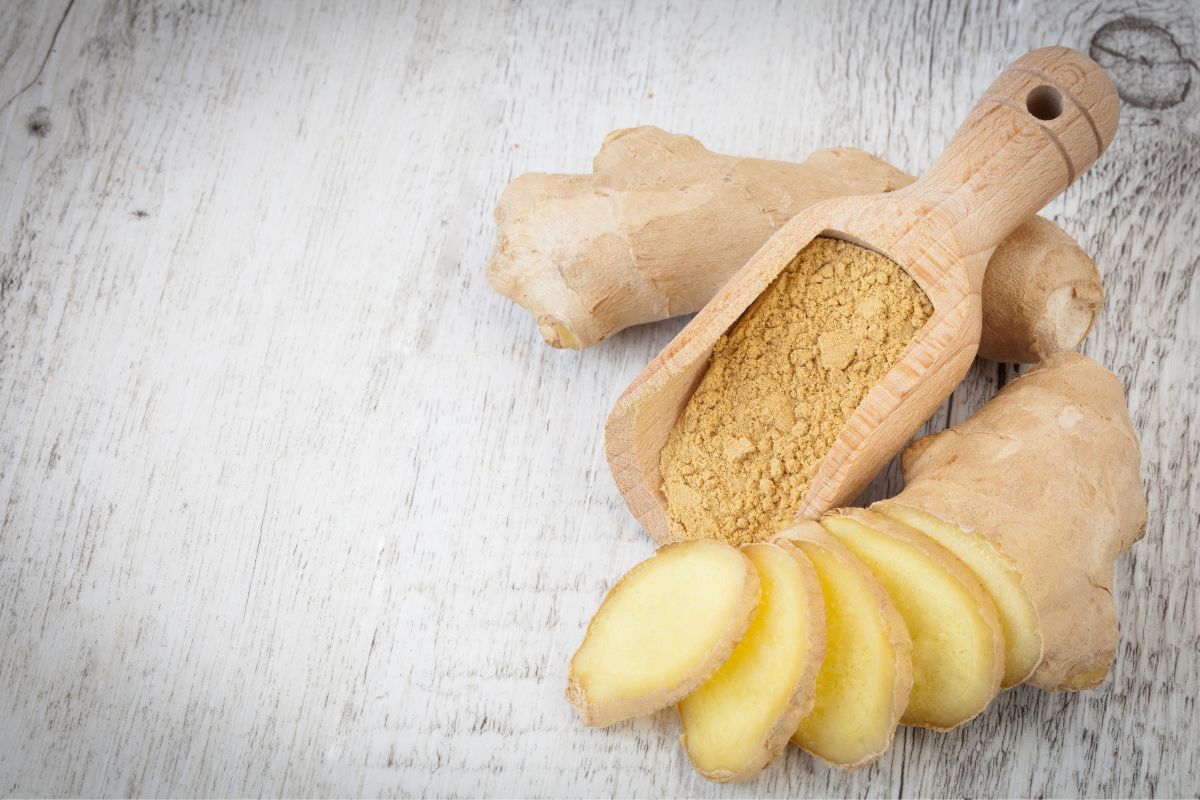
[[900, 47, 1119, 277]]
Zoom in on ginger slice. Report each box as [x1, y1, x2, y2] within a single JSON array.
[[567, 538, 760, 727], [677, 542, 825, 782], [873, 502, 1041, 686], [775, 522, 913, 768], [821, 509, 1004, 730]]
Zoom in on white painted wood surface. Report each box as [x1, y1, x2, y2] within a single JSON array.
[[0, 1, 1196, 796]]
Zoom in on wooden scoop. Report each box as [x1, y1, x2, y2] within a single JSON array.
[[605, 47, 1119, 544]]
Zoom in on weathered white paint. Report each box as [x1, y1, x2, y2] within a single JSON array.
[[0, 0, 1195, 796]]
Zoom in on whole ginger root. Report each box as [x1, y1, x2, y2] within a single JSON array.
[[488, 127, 1103, 362], [878, 352, 1147, 690]]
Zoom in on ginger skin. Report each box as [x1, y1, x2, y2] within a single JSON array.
[[488, 127, 1102, 362]]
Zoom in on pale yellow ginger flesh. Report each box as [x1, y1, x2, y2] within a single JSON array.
[[677, 542, 825, 782], [874, 503, 1042, 687], [777, 522, 913, 768], [821, 510, 1003, 730], [567, 539, 760, 727]]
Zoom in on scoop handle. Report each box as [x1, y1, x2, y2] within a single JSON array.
[[897, 47, 1119, 286]]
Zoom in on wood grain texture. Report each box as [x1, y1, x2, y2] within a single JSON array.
[[0, 0, 1196, 796]]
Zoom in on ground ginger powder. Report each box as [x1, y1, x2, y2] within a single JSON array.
[[659, 236, 933, 545]]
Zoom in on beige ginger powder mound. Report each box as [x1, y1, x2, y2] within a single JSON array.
[[659, 236, 932, 545]]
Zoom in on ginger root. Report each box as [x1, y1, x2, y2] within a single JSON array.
[[877, 351, 1146, 691], [488, 126, 1102, 362]]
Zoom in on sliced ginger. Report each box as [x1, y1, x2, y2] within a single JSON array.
[[677, 542, 825, 782], [776, 522, 912, 768], [567, 538, 760, 727], [873, 502, 1041, 686], [821, 509, 1003, 730]]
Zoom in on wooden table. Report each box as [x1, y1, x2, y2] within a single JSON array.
[[1, 1, 1196, 796]]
